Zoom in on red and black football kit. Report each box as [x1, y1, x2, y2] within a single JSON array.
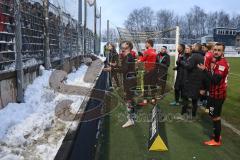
[[201, 51, 214, 91], [208, 57, 229, 117], [204, 51, 214, 71], [206, 57, 229, 143]]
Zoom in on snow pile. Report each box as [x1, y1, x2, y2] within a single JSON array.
[[0, 69, 53, 145], [0, 64, 94, 160], [0, 152, 24, 160], [66, 64, 92, 88]]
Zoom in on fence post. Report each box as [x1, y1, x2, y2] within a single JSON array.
[[99, 7, 102, 54], [78, 0, 83, 56], [94, 0, 97, 55], [14, 0, 24, 103], [59, 8, 64, 66], [107, 20, 109, 42], [106, 20, 110, 88], [43, 0, 51, 69], [83, 0, 87, 56], [69, 17, 73, 58]]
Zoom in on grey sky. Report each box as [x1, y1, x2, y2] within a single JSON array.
[[55, 0, 240, 31], [98, 0, 240, 30]]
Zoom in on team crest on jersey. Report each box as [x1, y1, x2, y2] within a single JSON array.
[[209, 107, 214, 116], [218, 65, 225, 71]]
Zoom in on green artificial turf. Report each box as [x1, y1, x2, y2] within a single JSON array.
[[222, 58, 240, 130], [99, 57, 240, 160]]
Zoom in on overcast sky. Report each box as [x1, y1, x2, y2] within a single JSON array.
[[54, 0, 240, 31]]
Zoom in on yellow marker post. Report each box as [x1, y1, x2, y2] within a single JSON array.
[[148, 106, 168, 152], [149, 135, 168, 152], [136, 62, 145, 96]]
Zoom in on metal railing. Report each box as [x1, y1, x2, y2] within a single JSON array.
[[0, 0, 101, 71], [0, 0, 102, 103]]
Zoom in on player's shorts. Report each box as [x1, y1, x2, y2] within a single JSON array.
[[207, 97, 225, 118]]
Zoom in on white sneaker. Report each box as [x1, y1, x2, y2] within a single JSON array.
[[122, 119, 135, 128]]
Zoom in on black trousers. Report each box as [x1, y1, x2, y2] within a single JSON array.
[[143, 70, 157, 99], [181, 97, 198, 117]]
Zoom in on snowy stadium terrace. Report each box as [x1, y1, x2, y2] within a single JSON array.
[[1, 0, 240, 160]]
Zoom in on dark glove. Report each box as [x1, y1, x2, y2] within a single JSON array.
[[138, 52, 143, 56], [179, 60, 185, 66]]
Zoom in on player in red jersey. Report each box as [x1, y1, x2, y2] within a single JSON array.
[[138, 39, 157, 72], [198, 42, 229, 146], [119, 41, 137, 59], [200, 42, 216, 112], [138, 39, 157, 105], [204, 42, 216, 71]]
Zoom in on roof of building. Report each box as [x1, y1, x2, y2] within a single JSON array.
[[214, 27, 237, 30], [202, 34, 213, 38]]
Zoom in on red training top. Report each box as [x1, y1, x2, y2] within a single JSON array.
[[138, 48, 157, 72]]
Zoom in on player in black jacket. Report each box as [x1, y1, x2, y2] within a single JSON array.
[[170, 44, 185, 106], [156, 46, 170, 95], [180, 43, 204, 118]]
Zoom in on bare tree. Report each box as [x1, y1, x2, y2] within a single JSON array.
[[230, 14, 240, 28], [217, 11, 230, 27], [124, 5, 240, 42], [156, 9, 174, 31], [206, 12, 218, 34], [141, 7, 155, 30], [186, 6, 207, 38], [124, 9, 140, 31], [174, 15, 188, 39], [185, 12, 194, 38], [124, 7, 155, 32]]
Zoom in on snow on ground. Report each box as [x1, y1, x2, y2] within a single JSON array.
[[66, 64, 92, 88], [0, 64, 94, 160], [96, 54, 107, 62]]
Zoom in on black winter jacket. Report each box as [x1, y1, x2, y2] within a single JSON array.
[[180, 52, 204, 99]]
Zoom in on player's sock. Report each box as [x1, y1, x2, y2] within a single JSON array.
[[181, 97, 188, 115], [213, 120, 221, 142], [126, 100, 136, 120], [192, 99, 198, 117]]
